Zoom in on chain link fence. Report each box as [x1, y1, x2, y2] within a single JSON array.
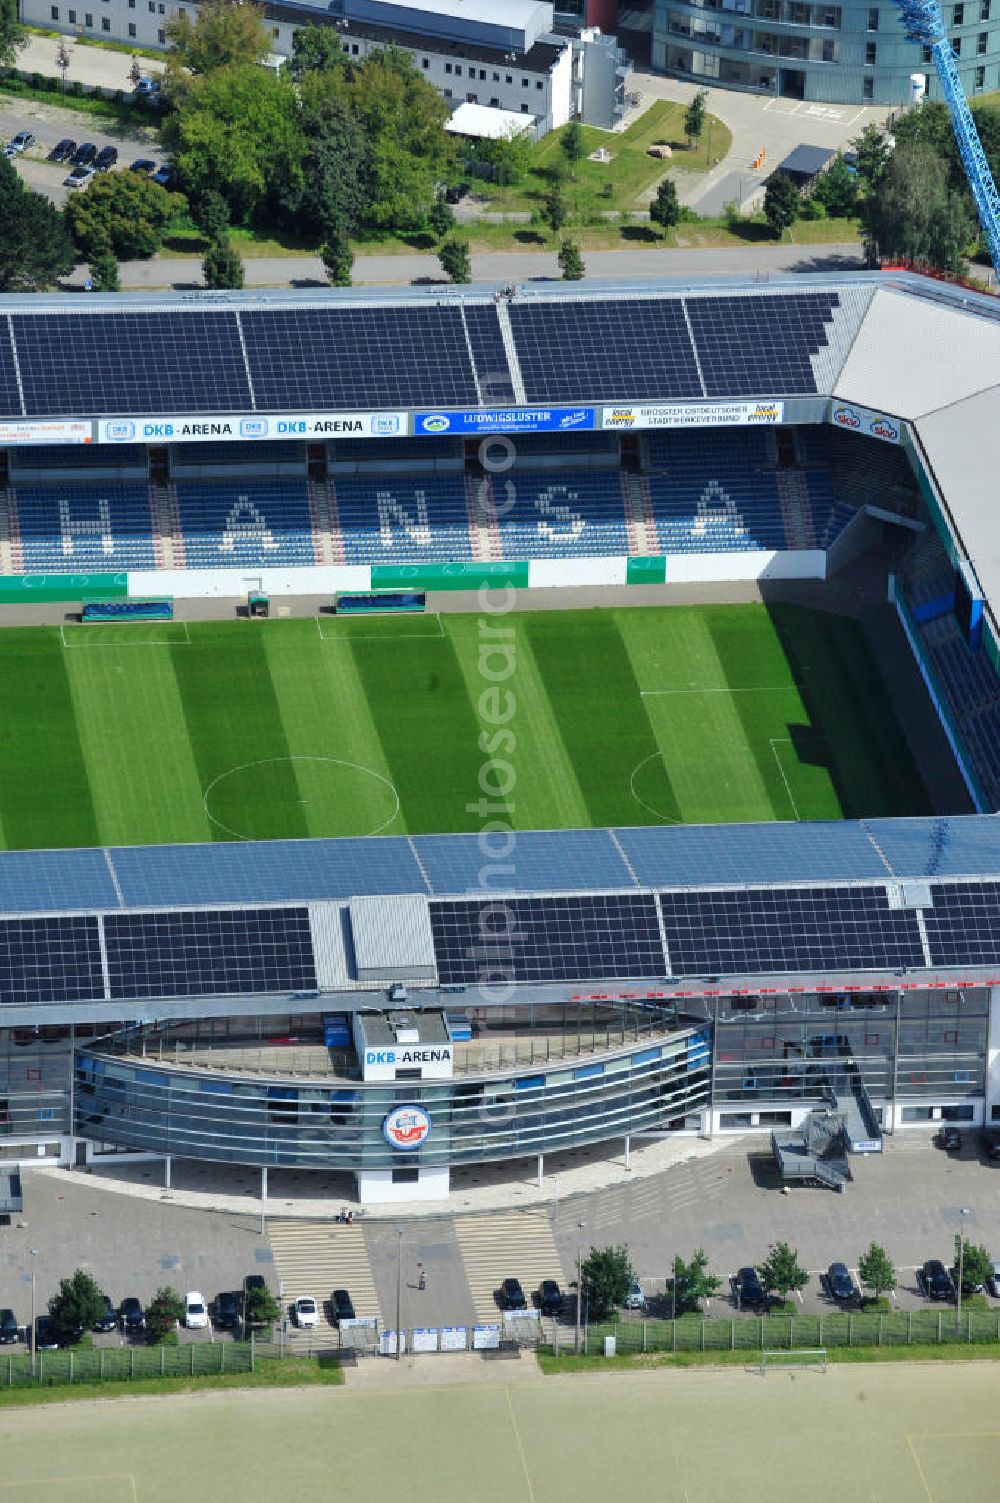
[[571, 1308, 1000, 1356]]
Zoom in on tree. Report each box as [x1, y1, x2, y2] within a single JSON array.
[[189, 186, 230, 241], [428, 195, 454, 239], [544, 187, 567, 236], [763, 172, 800, 238], [649, 176, 680, 238], [275, 96, 370, 239], [473, 122, 535, 190], [56, 36, 70, 93], [669, 1249, 721, 1315], [0, 157, 77, 292], [0, 0, 26, 70], [146, 1287, 185, 1344], [558, 238, 584, 280], [89, 247, 120, 292], [438, 237, 471, 283], [165, 0, 270, 79], [64, 171, 184, 260], [956, 1242, 993, 1293], [850, 123, 893, 192], [813, 153, 859, 219], [759, 1241, 809, 1304], [321, 229, 353, 286], [561, 120, 584, 178], [685, 89, 707, 147], [579, 1246, 633, 1321], [47, 1269, 105, 1344], [244, 1284, 280, 1331], [288, 23, 348, 81], [867, 141, 974, 273], [202, 235, 244, 288], [857, 1242, 896, 1303]]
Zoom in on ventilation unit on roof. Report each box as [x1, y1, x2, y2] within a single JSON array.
[[389, 1014, 420, 1044]]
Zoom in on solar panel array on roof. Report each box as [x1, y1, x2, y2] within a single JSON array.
[[617, 823, 888, 891], [0, 849, 120, 915], [659, 886, 924, 976], [509, 300, 703, 404], [685, 293, 840, 396], [866, 817, 1000, 879], [103, 907, 316, 1000], [0, 916, 103, 1005], [239, 307, 480, 411], [10, 313, 252, 417], [415, 830, 633, 896], [0, 318, 23, 418], [430, 894, 666, 984], [923, 882, 1000, 965], [462, 306, 516, 405]]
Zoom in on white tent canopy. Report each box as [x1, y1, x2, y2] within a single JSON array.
[[445, 102, 536, 139]]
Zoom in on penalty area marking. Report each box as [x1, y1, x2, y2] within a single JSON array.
[[60, 620, 191, 648], [628, 751, 682, 825], [202, 755, 401, 842], [314, 613, 446, 642], [640, 684, 794, 697], [769, 737, 801, 821], [0, 1475, 138, 1501]]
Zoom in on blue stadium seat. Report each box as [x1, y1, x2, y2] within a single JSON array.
[[15, 483, 157, 572], [174, 480, 317, 568], [493, 471, 629, 559], [334, 476, 474, 565]]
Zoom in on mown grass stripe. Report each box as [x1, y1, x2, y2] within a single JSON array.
[[0, 628, 99, 850]]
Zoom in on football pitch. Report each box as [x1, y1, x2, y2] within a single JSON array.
[[0, 603, 931, 851], [0, 1363, 996, 1503]]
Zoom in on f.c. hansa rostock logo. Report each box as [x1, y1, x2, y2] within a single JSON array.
[[382, 1104, 432, 1151]]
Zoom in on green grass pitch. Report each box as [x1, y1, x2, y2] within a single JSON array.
[[0, 602, 930, 851]]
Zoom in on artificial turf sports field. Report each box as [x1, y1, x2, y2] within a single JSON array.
[[0, 1363, 996, 1503], [0, 602, 931, 851]]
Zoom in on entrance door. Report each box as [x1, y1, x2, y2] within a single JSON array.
[[779, 68, 805, 99]]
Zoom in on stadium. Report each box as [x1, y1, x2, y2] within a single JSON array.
[[0, 271, 999, 1206]]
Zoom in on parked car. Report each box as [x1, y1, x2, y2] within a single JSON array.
[[184, 1291, 209, 1330], [119, 1297, 146, 1334], [292, 1296, 319, 1329], [733, 1267, 767, 1309], [6, 131, 35, 155], [988, 1260, 1000, 1298], [72, 143, 98, 167], [129, 158, 156, 176], [48, 138, 76, 163], [0, 1309, 19, 1344], [935, 1126, 963, 1152], [92, 1295, 117, 1333], [980, 1130, 1000, 1163], [826, 1262, 857, 1304], [330, 1289, 355, 1326], [920, 1260, 956, 1301], [134, 75, 161, 97], [63, 166, 95, 191], [537, 1280, 562, 1317], [213, 1290, 243, 1329], [624, 1279, 647, 1313], [152, 161, 175, 188], [95, 145, 118, 172], [499, 1277, 527, 1311], [34, 1315, 60, 1350], [444, 182, 470, 204]]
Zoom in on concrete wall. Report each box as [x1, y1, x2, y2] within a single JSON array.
[[128, 565, 370, 598], [663, 549, 826, 583], [356, 1165, 450, 1204]]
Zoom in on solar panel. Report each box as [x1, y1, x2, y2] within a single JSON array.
[[109, 838, 427, 907], [414, 830, 635, 896], [10, 313, 252, 417], [240, 307, 480, 411], [685, 293, 840, 397], [616, 823, 888, 890], [430, 893, 666, 984], [865, 817, 1000, 879], [923, 881, 1000, 965], [509, 300, 703, 404], [659, 885, 924, 976], [0, 848, 120, 914], [0, 916, 103, 1005], [103, 907, 316, 1000], [0, 317, 23, 419], [462, 306, 516, 405]]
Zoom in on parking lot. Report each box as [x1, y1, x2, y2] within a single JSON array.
[[1, 98, 161, 205]]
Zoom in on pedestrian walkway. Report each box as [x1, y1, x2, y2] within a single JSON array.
[[267, 1220, 382, 1343], [454, 1212, 563, 1324]]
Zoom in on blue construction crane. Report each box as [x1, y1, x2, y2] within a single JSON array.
[[893, 0, 1000, 277]]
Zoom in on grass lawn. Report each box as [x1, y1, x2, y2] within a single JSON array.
[[0, 78, 151, 128], [0, 604, 929, 851]]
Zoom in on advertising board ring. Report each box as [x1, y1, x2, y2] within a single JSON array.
[[382, 1104, 432, 1152]]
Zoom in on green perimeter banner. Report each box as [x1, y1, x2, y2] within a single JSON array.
[[0, 573, 129, 603], [371, 562, 529, 592], [627, 556, 667, 584]]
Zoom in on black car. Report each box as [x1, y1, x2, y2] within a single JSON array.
[[213, 1290, 243, 1330], [921, 1260, 956, 1301], [92, 1295, 117, 1333], [120, 1297, 146, 1334], [444, 182, 470, 204], [936, 1126, 963, 1152], [826, 1262, 857, 1304], [95, 145, 118, 172], [330, 1289, 355, 1326], [733, 1267, 766, 1309], [980, 1130, 1000, 1163], [48, 137, 76, 163], [34, 1315, 60, 1351], [72, 143, 98, 167], [537, 1280, 563, 1317], [129, 158, 156, 176], [499, 1277, 527, 1311], [0, 1309, 18, 1344], [152, 162, 175, 188]]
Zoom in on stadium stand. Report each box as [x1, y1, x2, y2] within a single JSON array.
[[173, 480, 317, 568], [491, 470, 632, 559], [14, 484, 158, 573], [332, 474, 474, 565]]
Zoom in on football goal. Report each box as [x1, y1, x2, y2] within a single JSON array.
[[758, 1347, 828, 1376]]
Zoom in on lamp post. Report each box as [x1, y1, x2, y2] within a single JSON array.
[[395, 1227, 403, 1362], [27, 1248, 39, 1378], [955, 1207, 971, 1335], [574, 1220, 586, 1355]]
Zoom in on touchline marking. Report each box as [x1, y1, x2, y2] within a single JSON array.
[[505, 1386, 537, 1503], [60, 620, 191, 647], [905, 1435, 936, 1503], [640, 685, 793, 696], [314, 613, 445, 642], [770, 736, 801, 821]]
